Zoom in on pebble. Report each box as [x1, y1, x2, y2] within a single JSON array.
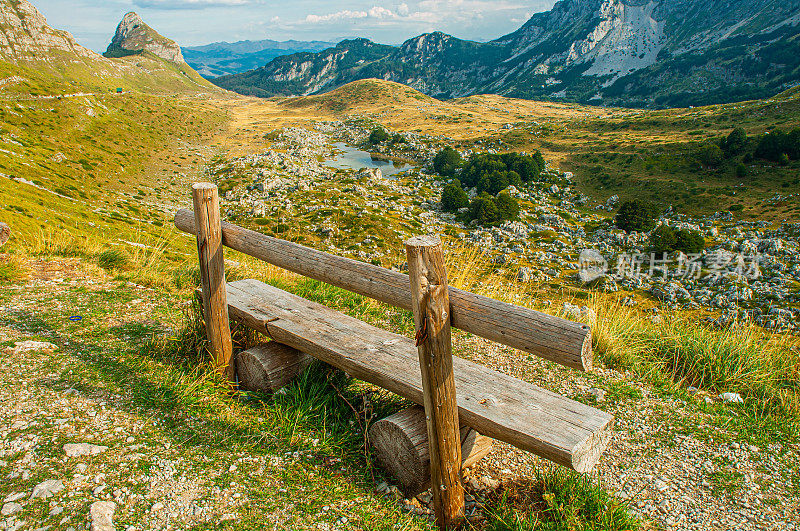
[[720, 392, 744, 403]]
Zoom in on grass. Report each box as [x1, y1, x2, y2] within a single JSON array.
[[482, 469, 640, 531]]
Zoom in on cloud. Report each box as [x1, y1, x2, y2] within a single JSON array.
[[304, 10, 369, 23], [132, 0, 250, 9], [397, 3, 410, 16]]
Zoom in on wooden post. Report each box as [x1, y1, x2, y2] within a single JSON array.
[[192, 183, 234, 382], [0, 223, 9, 247], [405, 235, 464, 529]]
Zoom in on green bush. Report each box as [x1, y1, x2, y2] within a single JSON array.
[[615, 199, 658, 232], [649, 225, 705, 254], [461, 152, 544, 188], [495, 192, 519, 221], [368, 127, 389, 145], [468, 193, 500, 225], [441, 182, 469, 212], [735, 163, 748, 178], [391, 133, 406, 144], [695, 143, 724, 168], [722, 127, 748, 157], [433, 147, 462, 177], [755, 128, 800, 162], [477, 170, 521, 195]]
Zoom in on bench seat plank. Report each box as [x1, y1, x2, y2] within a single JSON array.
[[223, 279, 613, 473]]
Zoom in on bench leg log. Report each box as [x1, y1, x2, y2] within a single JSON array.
[[238, 342, 313, 392], [370, 406, 492, 497]]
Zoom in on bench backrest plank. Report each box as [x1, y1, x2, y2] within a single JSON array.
[[175, 209, 592, 371]]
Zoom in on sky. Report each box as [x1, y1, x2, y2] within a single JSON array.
[[33, 0, 558, 52]]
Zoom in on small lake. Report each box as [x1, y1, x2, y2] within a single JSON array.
[[326, 142, 413, 178]]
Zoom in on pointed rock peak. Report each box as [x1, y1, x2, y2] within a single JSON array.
[[104, 11, 184, 64]]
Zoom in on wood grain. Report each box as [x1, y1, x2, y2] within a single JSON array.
[[191, 184, 234, 382], [406, 235, 464, 528], [369, 406, 492, 497], [237, 342, 312, 392], [175, 210, 592, 371], [213, 279, 613, 473]]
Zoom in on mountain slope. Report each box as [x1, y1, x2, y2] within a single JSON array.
[[0, 1, 219, 96], [182, 39, 336, 78], [214, 0, 800, 108]]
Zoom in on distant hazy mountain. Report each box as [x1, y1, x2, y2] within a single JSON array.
[[182, 39, 336, 78], [214, 0, 800, 108]]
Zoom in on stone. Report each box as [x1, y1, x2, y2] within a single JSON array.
[[1, 502, 22, 516], [7, 341, 58, 355], [90, 501, 116, 531], [30, 480, 63, 499], [589, 388, 606, 402], [63, 443, 108, 457], [720, 392, 744, 404]]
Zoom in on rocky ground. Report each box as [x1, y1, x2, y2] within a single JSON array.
[[208, 122, 800, 335], [0, 256, 798, 530]]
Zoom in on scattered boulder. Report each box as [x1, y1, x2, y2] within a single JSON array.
[[30, 479, 63, 499], [90, 501, 116, 531], [1, 502, 22, 516], [64, 443, 108, 457]]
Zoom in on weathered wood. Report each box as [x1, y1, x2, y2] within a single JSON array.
[[214, 279, 613, 473], [370, 406, 492, 496], [406, 235, 463, 528], [0, 223, 9, 247], [174, 209, 592, 371], [237, 342, 312, 392], [191, 184, 234, 382]]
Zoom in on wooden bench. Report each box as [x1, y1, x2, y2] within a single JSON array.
[[176, 183, 613, 528]]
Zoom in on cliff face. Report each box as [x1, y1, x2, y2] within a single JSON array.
[[0, 0, 99, 62], [214, 0, 800, 108], [104, 12, 184, 64]]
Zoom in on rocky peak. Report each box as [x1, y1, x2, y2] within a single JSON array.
[[0, 0, 99, 62], [104, 11, 184, 64]]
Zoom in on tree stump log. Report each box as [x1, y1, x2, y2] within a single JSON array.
[[237, 342, 312, 392], [0, 223, 9, 247], [370, 406, 492, 497]]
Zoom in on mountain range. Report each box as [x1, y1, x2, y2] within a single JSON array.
[[182, 39, 336, 78], [214, 0, 800, 108]]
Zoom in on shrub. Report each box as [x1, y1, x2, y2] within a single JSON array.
[[675, 228, 705, 253], [468, 193, 500, 225], [649, 225, 705, 254], [433, 147, 462, 177], [391, 133, 406, 144], [722, 127, 748, 156], [615, 199, 658, 232], [735, 163, 748, 178], [461, 152, 544, 188], [695, 143, 724, 168], [368, 127, 389, 145], [649, 225, 677, 255], [477, 170, 521, 195], [441, 183, 469, 212], [495, 192, 519, 221], [755, 128, 800, 162]]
